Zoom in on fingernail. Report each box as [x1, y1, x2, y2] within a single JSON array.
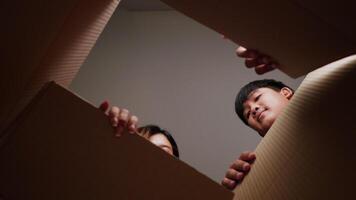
[[99, 101, 109, 111], [249, 153, 256, 159], [243, 164, 250, 171], [255, 64, 267, 75], [236, 173, 243, 179]]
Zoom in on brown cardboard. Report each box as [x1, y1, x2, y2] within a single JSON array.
[[160, 0, 356, 78], [233, 55, 356, 199], [0, 82, 233, 200], [0, 0, 119, 136]]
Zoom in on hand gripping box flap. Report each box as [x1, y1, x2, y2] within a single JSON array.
[[0, 82, 233, 200], [160, 0, 356, 78], [232, 55, 356, 199]]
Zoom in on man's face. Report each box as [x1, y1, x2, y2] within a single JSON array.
[[243, 87, 293, 137]]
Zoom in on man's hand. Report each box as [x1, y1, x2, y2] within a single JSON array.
[[221, 151, 256, 190], [99, 101, 139, 136], [236, 46, 278, 74]]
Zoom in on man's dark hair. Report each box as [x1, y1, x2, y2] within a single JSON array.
[[235, 79, 293, 125], [137, 125, 179, 158]]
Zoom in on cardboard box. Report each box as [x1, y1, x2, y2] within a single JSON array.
[[161, 0, 356, 78], [0, 0, 119, 136], [0, 82, 233, 200], [233, 55, 356, 199], [2, 1, 355, 199]]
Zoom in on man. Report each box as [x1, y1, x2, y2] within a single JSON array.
[[222, 79, 294, 190], [221, 47, 292, 190]]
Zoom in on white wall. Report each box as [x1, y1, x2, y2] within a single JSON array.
[[70, 9, 304, 182]]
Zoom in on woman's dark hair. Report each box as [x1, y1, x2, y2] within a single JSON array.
[[137, 125, 179, 158], [235, 79, 293, 125]]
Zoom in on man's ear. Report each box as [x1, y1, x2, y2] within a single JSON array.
[[280, 87, 293, 100]]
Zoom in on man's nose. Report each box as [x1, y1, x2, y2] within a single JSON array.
[[251, 106, 259, 117]]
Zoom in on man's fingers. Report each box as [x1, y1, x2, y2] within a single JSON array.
[[221, 178, 237, 190], [239, 151, 256, 162], [236, 45, 279, 75], [222, 151, 256, 191], [128, 115, 139, 134], [225, 169, 244, 181], [261, 56, 273, 65], [254, 63, 276, 75], [236, 46, 259, 59], [236, 46, 247, 57], [108, 106, 120, 127], [245, 58, 261, 68], [231, 159, 251, 172], [248, 152, 256, 161], [239, 151, 251, 160]]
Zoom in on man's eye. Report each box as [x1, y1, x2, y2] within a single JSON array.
[[255, 94, 262, 101]]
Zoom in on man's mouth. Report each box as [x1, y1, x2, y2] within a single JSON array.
[[257, 110, 266, 122]]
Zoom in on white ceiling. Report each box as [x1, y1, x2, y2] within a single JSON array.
[[119, 0, 172, 11], [71, 10, 304, 182]]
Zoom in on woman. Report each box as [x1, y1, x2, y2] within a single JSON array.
[[100, 101, 179, 158]]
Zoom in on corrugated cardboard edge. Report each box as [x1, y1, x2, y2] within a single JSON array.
[[0, 0, 120, 138], [233, 55, 356, 199], [160, 0, 356, 78], [0, 82, 234, 199], [0, 82, 54, 149]]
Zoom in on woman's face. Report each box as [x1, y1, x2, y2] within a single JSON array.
[[148, 133, 174, 156]]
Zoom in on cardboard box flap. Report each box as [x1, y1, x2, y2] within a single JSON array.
[[233, 55, 356, 199], [160, 0, 356, 78], [0, 82, 233, 200], [294, 0, 356, 41], [0, 0, 119, 136]]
